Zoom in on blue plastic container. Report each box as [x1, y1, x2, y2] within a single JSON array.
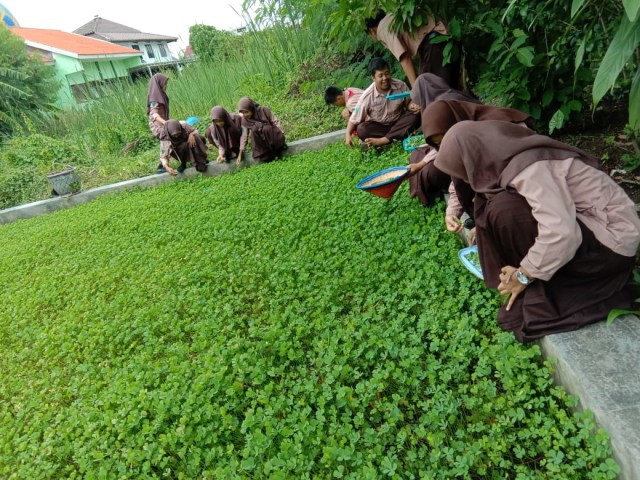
[[185, 116, 200, 126], [458, 245, 484, 280], [403, 134, 425, 152], [386, 92, 411, 100]]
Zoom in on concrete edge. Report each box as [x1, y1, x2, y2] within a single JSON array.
[[0, 129, 346, 226]]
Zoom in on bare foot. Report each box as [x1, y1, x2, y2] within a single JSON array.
[[365, 137, 391, 147]]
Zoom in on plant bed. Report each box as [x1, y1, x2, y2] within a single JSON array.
[[0, 144, 620, 478]]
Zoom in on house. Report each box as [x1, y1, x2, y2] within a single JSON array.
[[73, 16, 179, 75], [10, 27, 143, 108]]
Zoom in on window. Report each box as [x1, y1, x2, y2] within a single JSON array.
[[131, 44, 140, 51], [145, 44, 155, 59], [158, 44, 167, 57]]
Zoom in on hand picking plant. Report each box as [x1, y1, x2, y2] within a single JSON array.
[[0, 144, 620, 478]]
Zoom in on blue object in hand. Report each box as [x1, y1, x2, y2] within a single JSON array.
[[386, 92, 411, 100]]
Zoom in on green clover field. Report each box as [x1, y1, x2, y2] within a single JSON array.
[[0, 144, 619, 478]]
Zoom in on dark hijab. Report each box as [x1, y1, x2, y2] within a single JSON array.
[[210, 106, 242, 149], [147, 73, 169, 117], [164, 120, 188, 146], [238, 96, 272, 128], [422, 100, 535, 147], [410, 73, 479, 110], [434, 120, 598, 194]]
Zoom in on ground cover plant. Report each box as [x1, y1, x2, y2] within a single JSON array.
[[0, 144, 619, 478]]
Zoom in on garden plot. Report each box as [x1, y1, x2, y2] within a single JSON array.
[[0, 144, 619, 478]]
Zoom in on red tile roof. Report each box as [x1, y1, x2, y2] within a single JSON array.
[[9, 27, 142, 57]]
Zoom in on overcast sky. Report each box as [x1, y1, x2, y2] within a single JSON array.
[[5, 0, 249, 54]]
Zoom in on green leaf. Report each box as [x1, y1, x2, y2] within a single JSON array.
[[593, 15, 640, 106], [630, 68, 640, 132], [515, 47, 535, 67], [623, 0, 640, 21], [542, 90, 554, 107], [571, 0, 588, 18], [574, 38, 586, 74], [548, 109, 565, 134], [607, 309, 640, 325]]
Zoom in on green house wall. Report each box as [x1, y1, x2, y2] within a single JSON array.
[[51, 53, 142, 108]]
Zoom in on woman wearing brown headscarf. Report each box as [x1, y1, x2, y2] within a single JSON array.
[[147, 73, 177, 175], [408, 98, 533, 208], [205, 106, 244, 163], [163, 120, 209, 173], [435, 120, 640, 342], [237, 97, 286, 164], [406, 74, 481, 206]]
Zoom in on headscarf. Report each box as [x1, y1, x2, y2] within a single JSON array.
[[422, 100, 535, 147], [164, 120, 188, 146], [147, 73, 170, 117], [410, 73, 479, 110], [238, 96, 271, 128], [210, 106, 242, 149], [434, 120, 598, 194]]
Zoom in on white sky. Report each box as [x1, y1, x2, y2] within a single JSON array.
[[5, 0, 249, 55]]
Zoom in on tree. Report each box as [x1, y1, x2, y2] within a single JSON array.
[[188, 24, 238, 61], [0, 24, 58, 136]]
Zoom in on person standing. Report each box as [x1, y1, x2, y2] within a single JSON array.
[[146, 73, 177, 176], [365, 9, 460, 88], [237, 97, 286, 165], [346, 57, 418, 150]]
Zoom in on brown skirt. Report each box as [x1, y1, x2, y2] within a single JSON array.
[[408, 146, 450, 205], [475, 190, 635, 342], [250, 123, 286, 163]]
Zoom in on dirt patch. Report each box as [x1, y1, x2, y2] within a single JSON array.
[[554, 100, 640, 203]]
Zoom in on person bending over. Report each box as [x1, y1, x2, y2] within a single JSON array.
[[365, 9, 459, 88], [237, 97, 287, 165], [435, 120, 640, 343], [163, 120, 208, 173], [324, 85, 364, 122], [206, 106, 244, 163]]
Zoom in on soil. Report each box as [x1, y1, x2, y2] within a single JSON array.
[[553, 100, 640, 204]]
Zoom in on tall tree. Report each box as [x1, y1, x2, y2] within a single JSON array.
[[0, 24, 58, 136]]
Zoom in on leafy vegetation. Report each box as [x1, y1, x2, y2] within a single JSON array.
[[0, 24, 58, 136], [0, 144, 619, 478]]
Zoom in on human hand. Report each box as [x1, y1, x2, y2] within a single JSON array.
[[187, 132, 196, 148], [467, 227, 477, 246], [407, 101, 420, 113], [345, 134, 353, 147], [216, 153, 224, 164], [445, 215, 463, 233], [498, 266, 527, 311]]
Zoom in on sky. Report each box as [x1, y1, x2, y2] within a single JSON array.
[[4, 0, 250, 55]]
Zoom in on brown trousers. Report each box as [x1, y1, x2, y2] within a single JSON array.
[[475, 190, 635, 342], [408, 146, 450, 205], [356, 111, 419, 142]]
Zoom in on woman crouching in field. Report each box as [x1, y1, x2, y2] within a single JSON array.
[[237, 97, 286, 165], [206, 106, 244, 164]]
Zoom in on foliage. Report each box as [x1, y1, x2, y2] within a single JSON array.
[[188, 24, 240, 61], [0, 24, 58, 136], [246, 0, 635, 133], [571, 0, 640, 134], [0, 144, 620, 478]]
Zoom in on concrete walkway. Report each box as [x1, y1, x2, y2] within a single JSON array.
[[2, 128, 639, 478]]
